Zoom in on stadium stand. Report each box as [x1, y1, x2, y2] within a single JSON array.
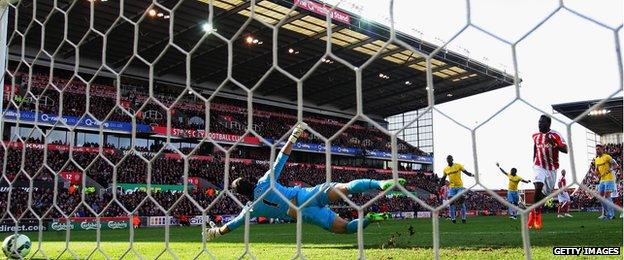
[[5, 73, 621, 220], [0, 138, 509, 220], [6, 72, 427, 155]]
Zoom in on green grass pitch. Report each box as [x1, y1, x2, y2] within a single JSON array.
[[6, 212, 622, 259]]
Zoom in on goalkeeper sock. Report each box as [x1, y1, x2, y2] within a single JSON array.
[[346, 179, 381, 194], [345, 218, 370, 234]]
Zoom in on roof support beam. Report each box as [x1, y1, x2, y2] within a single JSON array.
[[317, 62, 460, 105], [362, 79, 500, 114], [62, 0, 178, 60], [195, 24, 348, 85], [191, 13, 310, 83], [253, 33, 381, 95], [432, 68, 478, 84], [110, 1, 252, 68], [357, 83, 426, 111], [356, 70, 491, 111], [311, 60, 427, 104], [61, 15, 134, 59], [364, 90, 428, 114], [318, 70, 427, 106], [263, 47, 411, 96]]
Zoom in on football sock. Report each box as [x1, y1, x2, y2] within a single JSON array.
[[460, 203, 467, 220], [346, 218, 370, 234]]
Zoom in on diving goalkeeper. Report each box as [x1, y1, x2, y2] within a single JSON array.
[[205, 122, 403, 240]]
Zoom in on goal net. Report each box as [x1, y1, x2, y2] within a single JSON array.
[[0, 0, 622, 259]]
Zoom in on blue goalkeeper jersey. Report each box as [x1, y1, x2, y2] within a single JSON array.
[[224, 153, 300, 231]]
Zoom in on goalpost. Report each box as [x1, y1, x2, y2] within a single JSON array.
[[0, 0, 8, 114], [0, 0, 622, 259]]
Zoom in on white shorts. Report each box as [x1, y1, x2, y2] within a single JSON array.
[[533, 166, 556, 195], [611, 188, 619, 198], [557, 191, 570, 203]]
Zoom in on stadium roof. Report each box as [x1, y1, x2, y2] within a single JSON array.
[[552, 97, 623, 135], [7, 0, 514, 117]]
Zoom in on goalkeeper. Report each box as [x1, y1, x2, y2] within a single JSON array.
[[205, 122, 403, 240]]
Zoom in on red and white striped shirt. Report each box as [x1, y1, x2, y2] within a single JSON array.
[[439, 185, 448, 198], [558, 176, 566, 189], [533, 130, 566, 171]]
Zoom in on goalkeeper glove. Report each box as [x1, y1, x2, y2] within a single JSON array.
[[204, 227, 222, 241], [288, 122, 308, 143]]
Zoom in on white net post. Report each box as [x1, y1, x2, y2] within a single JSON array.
[[0, 1, 7, 114]]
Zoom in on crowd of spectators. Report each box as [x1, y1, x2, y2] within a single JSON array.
[[6, 72, 427, 155], [0, 141, 512, 220], [4, 141, 616, 219], [0, 185, 246, 219], [1, 183, 506, 221], [462, 191, 505, 214], [0, 143, 427, 188], [0, 72, 529, 221]]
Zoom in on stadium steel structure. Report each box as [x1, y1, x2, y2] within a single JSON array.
[[5, 0, 513, 119], [552, 97, 623, 136], [552, 97, 623, 197]]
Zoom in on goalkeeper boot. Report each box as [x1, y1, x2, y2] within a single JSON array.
[[380, 178, 406, 191], [366, 212, 390, 223]]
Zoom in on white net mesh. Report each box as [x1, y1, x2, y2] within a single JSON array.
[[0, 0, 622, 259]]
